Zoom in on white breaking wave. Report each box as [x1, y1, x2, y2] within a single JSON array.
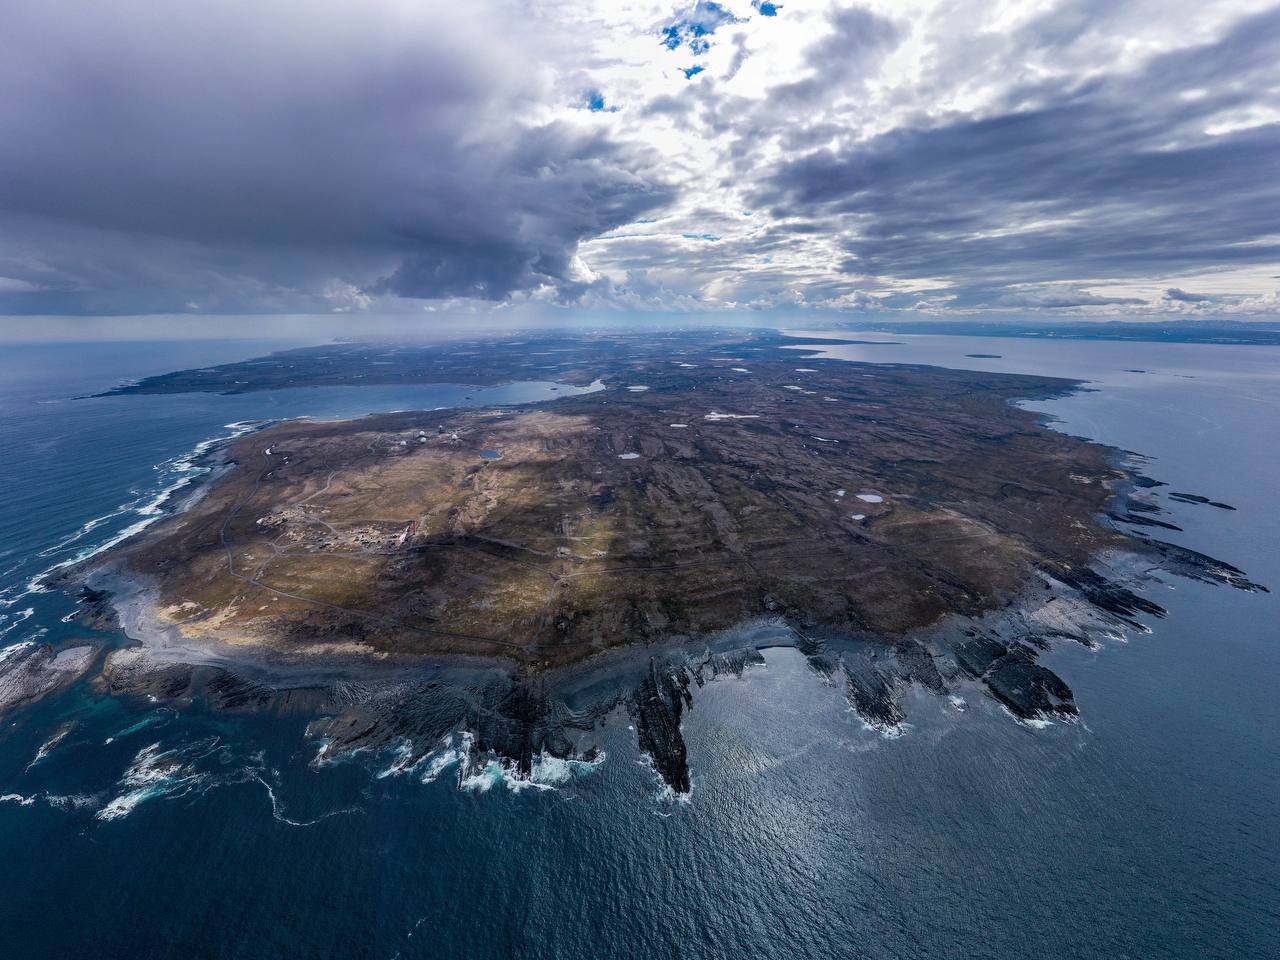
[[374, 738, 421, 779], [252, 774, 359, 828], [457, 750, 605, 794], [419, 746, 464, 784], [0, 609, 36, 640], [96, 739, 219, 821], [371, 731, 606, 794], [26, 723, 74, 770], [2, 792, 100, 812], [1, 419, 262, 609], [637, 755, 694, 809]]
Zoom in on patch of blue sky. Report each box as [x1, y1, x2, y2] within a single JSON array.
[[682, 65, 705, 79], [682, 232, 721, 241], [583, 90, 617, 113], [754, 1, 781, 16], [660, 2, 744, 56]]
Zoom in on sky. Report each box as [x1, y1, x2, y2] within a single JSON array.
[[1, 0, 1278, 336]]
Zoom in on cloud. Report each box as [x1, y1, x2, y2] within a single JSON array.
[[752, 5, 1280, 313], [1163, 287, 1213, 302], [0, 0, 670, 315], [2, 0, 1278, 321], [769, 5, 904, 104], [988, 287, 1147, 309], [0, 277, 44, 294]]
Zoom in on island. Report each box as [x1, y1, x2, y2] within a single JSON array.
[[61, 329, 1265, 792]]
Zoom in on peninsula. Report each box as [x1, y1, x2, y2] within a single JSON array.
[[65, 329, 1263, 790]]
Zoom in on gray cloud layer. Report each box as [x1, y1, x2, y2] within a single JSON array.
[[0, 1, 1277, 319], [754, 6, 1280, 309], [0, 1, 670, 314]]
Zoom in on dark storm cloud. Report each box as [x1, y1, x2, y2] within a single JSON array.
[[0, 1, 670, 314], [369, 124, 669, 302], [755, 6, 1280, 305]]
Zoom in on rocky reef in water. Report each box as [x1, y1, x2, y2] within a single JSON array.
[[0, 642, 97, 716]]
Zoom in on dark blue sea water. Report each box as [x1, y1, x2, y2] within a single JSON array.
[[1, 335, 1277, 960]]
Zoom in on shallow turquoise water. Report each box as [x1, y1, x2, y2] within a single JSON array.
[[0, 336, 1276, 960]]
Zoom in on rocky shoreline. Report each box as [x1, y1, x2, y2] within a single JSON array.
[[44, 525, 1262, 795]]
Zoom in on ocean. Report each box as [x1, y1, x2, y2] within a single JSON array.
[[0, 333, 1276, 960]]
